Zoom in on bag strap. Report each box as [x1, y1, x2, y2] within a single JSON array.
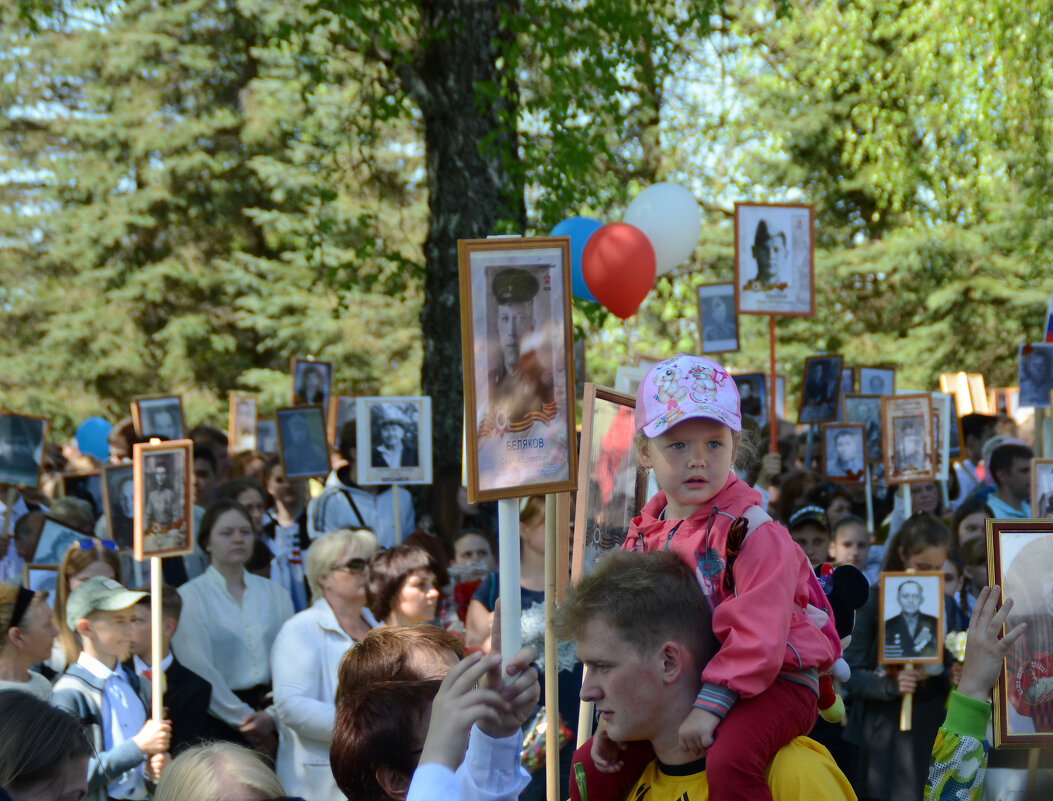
[[339, 488, 367, 528]]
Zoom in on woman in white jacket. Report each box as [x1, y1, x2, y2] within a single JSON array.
[[271, 528, 379, 801]]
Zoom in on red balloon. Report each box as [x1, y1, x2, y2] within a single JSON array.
[[581, 223, 656, 318]]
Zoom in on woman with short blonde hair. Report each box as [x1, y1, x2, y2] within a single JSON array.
[[272, 528, 379, 801], [153, 741, 284, 801]]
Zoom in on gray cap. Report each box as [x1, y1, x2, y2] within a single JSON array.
[[66, 576, 146, 630], [492, 268, 539, 305]]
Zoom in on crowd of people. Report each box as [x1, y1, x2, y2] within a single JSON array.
[[0, 353, 1049, 801]]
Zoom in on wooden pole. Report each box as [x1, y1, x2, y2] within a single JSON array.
[[150, 557, 164, 721], [899, 660, 914, 731], [555, 493, 571, 603], [497, 498, 522, 669], [769, 316, 778, 453], [544, 494, 559, 801], [392, 488, 402, 545], [864, 465, 874, 533], [576, 674, 594, 747]]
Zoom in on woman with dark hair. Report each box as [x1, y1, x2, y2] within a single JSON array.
[[949, 496, 990, 548], [172, 499, 294, 754], [367, 544, 444, 627], [0, 586, 56, 699], [0, 689, 92, 800]]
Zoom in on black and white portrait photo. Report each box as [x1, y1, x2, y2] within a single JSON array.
[[842, 394, 883, 463], [799, 355, 843, 424], [256, 419, 278, 455], [291, 358, 333, 409], [697, 282, 739, 353], [822, 423, 865, 483], [460, 237, 576, 501], [0, 412, 47, 488], [276, 406, 331, 480], [880, 572, 944, 664], [356, 397, 432, 486], [102, 463, 136, 551], [859, 367, 895, 398], [732, 373, 766, 423], [229, 395, 257, 454], [31, 517, 84, 565], [734, 203, 814, 316], [882, 394, 935, 484], [137, 445, 193, 559], [1019, 344, 1053, 408], [840, 367, 855, 395], [133, 396, 184, 440]]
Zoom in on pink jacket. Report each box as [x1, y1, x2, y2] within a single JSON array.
[[622, 475, 838, 707]]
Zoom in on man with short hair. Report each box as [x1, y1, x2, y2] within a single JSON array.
[[883, 580, 938, 659], [952, 413, 998, 507], [987, 440, 1033, 518], [555, 550, 855, 801], [748, 220, 788, 288]]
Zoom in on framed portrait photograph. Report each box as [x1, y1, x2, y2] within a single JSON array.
[[60, 471, 103, 520], [734, 202, 815, 317], [0, 411, 47, 489], [31, 516, 87, 565], [356, 397, 433, 486], [987, 522, 1053, 745], [101, 463, 136, 552], [329, 395, 357, 447], [989, 387, 1019, 418], [697, 282, 739, 353], [1032, 460, 1053, 519], [1020, 344, 1053, 408], [732, 373, 767, 424], [614, 365, 649, 396], [821, 423, 866, 483], [966, 373, 990, 413], [131, 395, 185, 440], [276, 406, 331, 480], [859, 366, 895, 397], [931, 392, 952, 482], [572, 384, 648, 581], [878, 571, 944, 665], [291, 357, 333, 410], [882, 394, 936, 484], [133, 440, 194, 562], [798, 354, 844, 424], [457, 236, 577, 502], [228, 394, 257, 454], [842, 394, 883, 464], [256, 418, 278, 454], [840, 366, 856, 395], [22, 563, 58, 596]]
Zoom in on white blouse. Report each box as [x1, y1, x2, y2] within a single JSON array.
[[172, 566, 294, 726]]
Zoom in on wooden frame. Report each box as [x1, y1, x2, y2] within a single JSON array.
[[1032, 459, 1053, 518], [798, 354, 844, 424], [458, 236, 578, 503], [877, 571, 944, 665], [696, 281, 740, 353], [133, 439, 194, 562], [22, 562, 58, 595], [101, 463, 136, 552], [881, 393, 935, 484], [131, 395, 185, 440], [571, 384, 647, 581], [732, 372, 767, 425], [275, 406, 331, 480], [986, 520, 1053, 745], [355, 396, 433, 486], [0, 411, 48, 489], [842, 394, 883, 465], [329, 395, 357, 448], [931, 392, 952, 482], [228, 394, 257, 454], [290, 357, 333, 410], [31, 516, 88, 564], [858, 366, 895, 397], [734, 202, 815, 317], [820, 422, 866, 484], [614, 366, 649, 395]]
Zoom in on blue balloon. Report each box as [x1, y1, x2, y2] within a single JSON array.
[[75, 416, 112, 462], [551, 217, 603, 302]]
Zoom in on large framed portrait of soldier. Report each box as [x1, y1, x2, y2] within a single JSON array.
[[101, 463, 136, 551], [572, 384, 649, 581], [696, 282, 739, 354], [821, 423, 866, 484], [882, 394, 935, 484], [131, 395, 185, 441], [734, 202, 814, 317], [356, 397, 432, 486], [1019, 344, 1053, 409], [798, 354, 843, 424], [842, 394, 883, 464], [458, 236, 577, 502], [0, 411, 48, 489], [987, 521, 1053, 745], [228, 395, 257, 454], [275, 406, 330, 480], [878, 571, 944, 665], [132, 440, 194, 562]]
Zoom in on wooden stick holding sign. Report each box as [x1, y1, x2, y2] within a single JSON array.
[[133, 439, 194, 740]]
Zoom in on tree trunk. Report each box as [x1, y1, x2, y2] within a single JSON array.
[[415, 0, 525, 472]]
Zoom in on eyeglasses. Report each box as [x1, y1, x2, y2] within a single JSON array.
[[331, 558, 368, 574], [76, 538, 118, 553]]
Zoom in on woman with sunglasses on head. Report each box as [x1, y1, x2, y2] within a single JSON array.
[[51, 536, 121, 673], [271, 528, 379, 801]]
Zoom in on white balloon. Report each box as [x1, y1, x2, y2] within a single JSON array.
[[622, 182, 702, 275]]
